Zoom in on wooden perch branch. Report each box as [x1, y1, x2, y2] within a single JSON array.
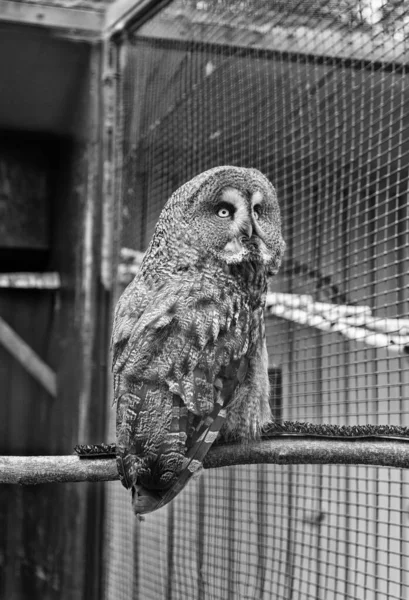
[[2, 438, 409, 485], [0, 455, 118, 485], [207, 438, 409, 470]]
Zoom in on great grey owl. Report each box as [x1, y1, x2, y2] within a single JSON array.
[[112, 166, 285, 514]]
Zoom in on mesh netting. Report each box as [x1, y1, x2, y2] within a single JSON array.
[[104, 1, 409, 598]]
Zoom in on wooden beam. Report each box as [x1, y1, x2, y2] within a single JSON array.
[[0, 0, 104, 33], [0, 316, 57, 397], [0, 272, 61, 289], [104, 0, 171, 37], [77, 43, 102, 442]]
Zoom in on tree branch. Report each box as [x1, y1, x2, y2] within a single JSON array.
[[2, 437, 409, 485]]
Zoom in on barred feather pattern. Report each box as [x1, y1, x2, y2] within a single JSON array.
[[112, 166, 285, 514]]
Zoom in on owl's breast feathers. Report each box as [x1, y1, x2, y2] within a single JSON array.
[[112, 263, 267, 513]]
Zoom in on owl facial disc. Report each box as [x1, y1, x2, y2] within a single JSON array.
[[220, 188, 271, 264]]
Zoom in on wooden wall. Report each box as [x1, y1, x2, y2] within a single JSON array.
[[0, 28, 106, 600]]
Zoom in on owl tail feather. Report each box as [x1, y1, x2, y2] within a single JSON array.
[[134, 398, 228, 515], [116, 448, 173, 515], [132, 484, 163, 515]]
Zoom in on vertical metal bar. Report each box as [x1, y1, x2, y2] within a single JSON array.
[[397, 185, 408, 595], [312, 181, 324, 600], [369, 194, 379, 600], [285, 471, 294, 600], [166, 503, 175, 600], [256, 463, 267, 597], [341, 183, 351, 600], [285, 184, 295, 600], [197, 476, 206, 600], [227, 468, 236, 600]]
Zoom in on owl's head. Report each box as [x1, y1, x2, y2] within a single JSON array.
[[147, 166, 285, 277]]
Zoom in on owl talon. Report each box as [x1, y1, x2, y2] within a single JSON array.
[[74, 443, 116, 458]]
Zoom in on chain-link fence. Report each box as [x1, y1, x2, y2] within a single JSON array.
[[104, 2, 409, 598]]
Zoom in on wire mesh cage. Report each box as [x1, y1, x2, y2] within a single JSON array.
[[104, 1, 409, 598]]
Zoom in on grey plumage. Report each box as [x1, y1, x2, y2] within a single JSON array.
[[112, 166, 285, 514]]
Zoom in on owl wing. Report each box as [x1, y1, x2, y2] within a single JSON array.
[[112, 271, 250, 513], [112, 271, 249, 415]]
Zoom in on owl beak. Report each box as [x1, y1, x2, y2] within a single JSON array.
[[253, 219, 267, 242], [240, 220, 253, 240], [240, 217, 268, 246]]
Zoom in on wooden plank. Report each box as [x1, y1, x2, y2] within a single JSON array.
[[0, 0, 103, 32], [104, 0, 171, 36], [105, 0, 150, 33], [0, 315, 57, 397], [0, 45, 103, 600], [0, 272, 60, 289]]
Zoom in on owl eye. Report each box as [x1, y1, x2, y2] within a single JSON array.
[[253, 204, 262, 220], [216, 204, 234, 218]]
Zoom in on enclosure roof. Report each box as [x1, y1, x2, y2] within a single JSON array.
[[1, 0, 409, 67]]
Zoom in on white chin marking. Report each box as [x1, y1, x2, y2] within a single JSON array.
[[222, 239, 248, 263], [260, 252, 272, 264], [224, 238, 243, 254], [259, 242, 272, 264], [223, 251, 248, 264]]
